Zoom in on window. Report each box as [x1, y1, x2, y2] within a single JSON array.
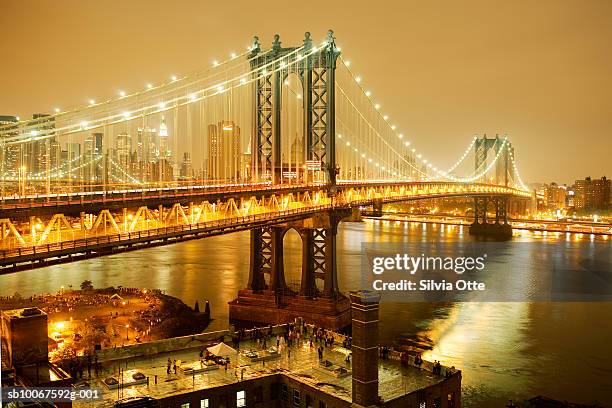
[[281, 384, 289, 402], [419, 402, 426, 408], [181, 404, 190, 408], [236, 390, 246, 407], [271, 383, 281, 400], [254, 386, 263, 403], [306, 394, 313, 408], [448, 392, 456, 408], [319, 402, 327, 408], [292, 389, 301, 406], [433, 397, 441, 408], [200, 399, 209, 408]]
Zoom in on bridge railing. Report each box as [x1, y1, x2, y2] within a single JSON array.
[[0, 181, 530, 210], [0, 205, 331, 262], [0, 182, 328, 210]]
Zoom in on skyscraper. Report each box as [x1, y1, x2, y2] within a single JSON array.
[[155, 116, 173, 182], [207, 121, 241, 180], [83, 132, 104, 182], [0, 115, 19, 177], [158, 115, 169, 159], [135, 126, 157, 182], [115, 132, 132, 169], [180, 152, 193, 180]]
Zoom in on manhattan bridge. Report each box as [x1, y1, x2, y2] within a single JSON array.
[[0, 31, 530, 322]]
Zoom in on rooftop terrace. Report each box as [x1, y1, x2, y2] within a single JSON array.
[[75, 336, 450, 407]]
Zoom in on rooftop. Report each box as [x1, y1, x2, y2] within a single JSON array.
[[1, 307, 46, 319], [75, 338, 447, 407]]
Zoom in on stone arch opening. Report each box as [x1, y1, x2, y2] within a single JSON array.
[[282, 228, 303, 293], [280, 72, 305, 184]]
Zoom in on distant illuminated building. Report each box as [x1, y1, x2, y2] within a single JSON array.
[[574, 176, 611, 210], [544, 182, 567, 210], [180, 152, 193, 179], [0, 115, 19, 177], [93, 133, 103, 156], [242, 139, 252, 180], [154, 116, 173, 182], [159, 115, 169, 158], [207, 121, 241, 180], [115, 132, 132, 169], [135, 127, 157, 182], [83, 132, 104, 182]]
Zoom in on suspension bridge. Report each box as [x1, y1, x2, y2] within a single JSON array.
[[0, 31, 531, 326]]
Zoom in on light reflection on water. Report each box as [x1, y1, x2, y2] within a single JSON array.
[[0, 219, 610, 405]]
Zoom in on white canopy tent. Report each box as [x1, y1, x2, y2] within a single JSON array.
[[207, 342, 238, 357]]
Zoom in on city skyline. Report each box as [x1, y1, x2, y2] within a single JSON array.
[[1, 0, 611, 185]]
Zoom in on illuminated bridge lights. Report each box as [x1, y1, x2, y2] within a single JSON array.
[[0, 182, 528, 257]]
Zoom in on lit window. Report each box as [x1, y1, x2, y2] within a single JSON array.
[[200, 399, 209, 408], [237, 390, 246, 407], [420, 402, 426, 408], [293, 389, 301, 406], [181, 404, 190, 408]]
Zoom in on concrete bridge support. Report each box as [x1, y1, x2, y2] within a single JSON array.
[[229, 210, 351, 330], [469, 195, 512, 238], [370, 200, 384, 217]]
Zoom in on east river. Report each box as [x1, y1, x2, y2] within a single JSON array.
[[1, 219, 610, 406]]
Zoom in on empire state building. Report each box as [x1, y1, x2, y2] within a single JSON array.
[[158, 115, 169, 159]]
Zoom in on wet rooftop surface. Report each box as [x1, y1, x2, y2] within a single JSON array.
[[76, 338, 444, 407]]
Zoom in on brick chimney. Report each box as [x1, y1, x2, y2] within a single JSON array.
[[350, 290, 380, 407]]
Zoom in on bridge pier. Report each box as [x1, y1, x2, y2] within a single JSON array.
[[229, 210, 351, 330], [469, 195, 513, 239], [370, 200, 384, 217]]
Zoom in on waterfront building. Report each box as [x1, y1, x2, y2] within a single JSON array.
[[574, 176, 611, 210], [0, 298, 461, 408], [544, 182, 567, 210], [1, 307, 71, 404]]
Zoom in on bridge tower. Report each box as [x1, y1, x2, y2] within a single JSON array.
[[248, 31, 341, 190], [229, 210, 351, 330], [474, 134, 511, 185]]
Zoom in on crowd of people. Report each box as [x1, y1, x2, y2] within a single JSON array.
[[232, 321, 353, 354]]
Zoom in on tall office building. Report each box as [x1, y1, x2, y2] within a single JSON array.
[[574, 176, 611, 210], [83, 132, 104, 182], [158, 115, 169, 159], [93, 133, 103, 157], [154, 116, 174, 182], [242, 139, 252, 180], [207, 121, 241, 180], [0, 115, 19, 177], [115, 132, 132, 169], [135, 127, 157, 182], [26, 114, 57, 176], [180, 152, 193, 179]]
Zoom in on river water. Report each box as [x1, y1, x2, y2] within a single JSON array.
[[1, 219, 610, 406]]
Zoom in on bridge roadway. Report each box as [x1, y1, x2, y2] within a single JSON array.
[[0, 181, 530, 273], [0, 180, 529, 219]]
